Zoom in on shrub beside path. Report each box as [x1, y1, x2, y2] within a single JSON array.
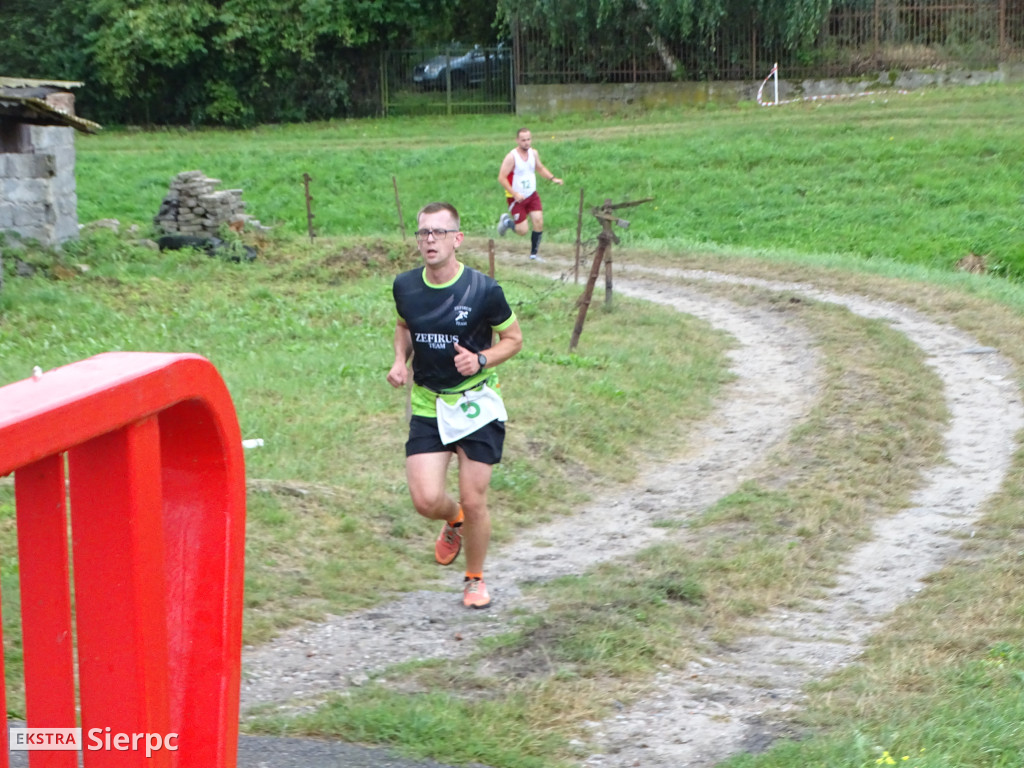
[[239, 265, 1022, 767]]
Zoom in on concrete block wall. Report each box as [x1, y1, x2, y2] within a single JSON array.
[[0, 126, 78, 246]]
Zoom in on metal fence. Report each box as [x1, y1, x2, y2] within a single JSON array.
[[513, 0, 1024, 85], [381, 45, 515, 117], [379, 2, 1024, 116]]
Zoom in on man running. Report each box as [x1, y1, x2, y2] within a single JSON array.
[[497, 127, 563, 260], [387, 202, 523, 608]]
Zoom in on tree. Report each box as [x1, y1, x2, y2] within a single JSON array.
[[499, 0, 833, 76], [754, 0, 833, 48], [0, 0, 93, 80], [2, 0, 501, 125]]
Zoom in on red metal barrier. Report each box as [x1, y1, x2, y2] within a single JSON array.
[[0, 352, 246, 767]]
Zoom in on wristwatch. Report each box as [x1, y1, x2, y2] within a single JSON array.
[[477, 352, 488, 371]]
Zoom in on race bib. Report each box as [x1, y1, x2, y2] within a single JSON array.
[[515, 175, 536, 197], [436, 384, 508, 445]]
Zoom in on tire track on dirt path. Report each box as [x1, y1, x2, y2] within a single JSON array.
[[240, 283, 821, 716], [580, 268, 1024, 767]]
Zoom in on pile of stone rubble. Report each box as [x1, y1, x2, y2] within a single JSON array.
[[153, 170, 260, 236]]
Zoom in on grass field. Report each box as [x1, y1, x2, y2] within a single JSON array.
[[73, 83, 1024, 278], [2, 83, 1024, 767]]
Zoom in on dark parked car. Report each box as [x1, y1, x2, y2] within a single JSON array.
[[412, 44, 511, 90]]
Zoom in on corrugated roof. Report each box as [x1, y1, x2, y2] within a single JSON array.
[[0, 95, 101, 133], [0, 76, 84, 89], [0, 77, 101, 133]]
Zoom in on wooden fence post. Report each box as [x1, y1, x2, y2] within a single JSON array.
[[569, 196, 653, 352], [569, 228, 611, 352], [302, 173, 315, 243], [605, 241, 613, 309], [574, 188, 585, 284]]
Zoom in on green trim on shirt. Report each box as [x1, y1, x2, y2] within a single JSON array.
[[493, 313, 517, 332], [421, 263, 464, 289]]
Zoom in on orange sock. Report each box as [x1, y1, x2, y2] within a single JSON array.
[[464, 572, 483, 581], [450, 505, 464, 527]]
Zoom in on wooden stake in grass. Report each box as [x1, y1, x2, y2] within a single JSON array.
[[570, 230, 608, 352], [302, 173, 316, 243], [605, 242, 613, 309], [574, 187, 585, 284], [570, 197, 653, 351]]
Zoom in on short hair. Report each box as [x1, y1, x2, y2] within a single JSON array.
[[517, 127, 530, 138], [417, 201, 460, 230]]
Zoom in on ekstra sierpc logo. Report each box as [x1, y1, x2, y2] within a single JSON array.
[[9, 728, 81, 751], [10, 728, 178, 757]]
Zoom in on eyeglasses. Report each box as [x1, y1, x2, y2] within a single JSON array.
[[414, 228, 459, 241]]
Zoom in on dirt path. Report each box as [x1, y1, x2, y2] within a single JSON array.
[[578, 268, 1023, 766], [240, 267, 1022, 767]]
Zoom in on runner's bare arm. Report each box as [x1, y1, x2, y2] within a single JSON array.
[[535, 152, 563, 185], [386, 320, 413, 387], [498, 152, 520, 199], [483, 320, 523, 368]]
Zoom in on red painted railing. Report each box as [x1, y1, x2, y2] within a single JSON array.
[[0, 352, 246, 767]]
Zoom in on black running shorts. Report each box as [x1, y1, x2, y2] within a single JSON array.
[[406, 415, 505, 465]]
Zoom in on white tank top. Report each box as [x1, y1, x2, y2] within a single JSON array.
[[510, 148, 537, 198]]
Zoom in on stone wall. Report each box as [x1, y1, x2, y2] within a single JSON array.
[[515, 64, 1024, 115], [0, 126, 78, 246]]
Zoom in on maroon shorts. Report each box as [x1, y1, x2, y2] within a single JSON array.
[[507, 191, 542, 225]]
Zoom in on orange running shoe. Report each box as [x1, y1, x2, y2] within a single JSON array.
[[434, 519, 462, 565], [463, 577, 491, 609]]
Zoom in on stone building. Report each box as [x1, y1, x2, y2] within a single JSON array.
[[0, 77, 100, 247]]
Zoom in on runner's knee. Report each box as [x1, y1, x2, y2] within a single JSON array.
[[409, 487, 451, 519], [459, 497, 488, 523]]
